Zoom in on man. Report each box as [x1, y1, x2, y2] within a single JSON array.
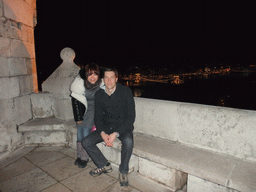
[[82, 68, 135, 186]]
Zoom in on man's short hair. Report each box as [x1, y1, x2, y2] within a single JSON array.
[[104, 68, 118, 77]]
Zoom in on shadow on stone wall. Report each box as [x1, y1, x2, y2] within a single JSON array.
[[0, 0, 37, 153]]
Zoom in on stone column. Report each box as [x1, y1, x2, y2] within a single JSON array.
[[42, 47, 80, 120], [0, 0, 37, 153]]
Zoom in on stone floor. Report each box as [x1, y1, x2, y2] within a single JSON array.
[[0, 146, 181, 192]]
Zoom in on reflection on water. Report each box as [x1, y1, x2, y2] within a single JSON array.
[[120, 73, 256, 111], [134, 89, 142, 97]]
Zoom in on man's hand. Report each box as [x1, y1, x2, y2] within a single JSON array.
[[100, 132, 117, 147], [100, 131, 109, 145], [106, 133, 117, 147]]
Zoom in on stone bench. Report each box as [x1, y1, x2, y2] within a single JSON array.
[[18, 118, 256, 191], [102, 132, 256, 192], [18, 117, 77, 148]]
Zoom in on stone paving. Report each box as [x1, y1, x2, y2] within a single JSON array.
[[0, 146, 179, 192]]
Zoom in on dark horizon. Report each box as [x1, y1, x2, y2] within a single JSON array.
[[35, 1, 256, 81]]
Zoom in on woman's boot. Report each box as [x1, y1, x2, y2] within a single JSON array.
[[77, 142, 89, 168]]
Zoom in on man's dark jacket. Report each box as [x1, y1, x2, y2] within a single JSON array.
[[94, 83, 135, 135]]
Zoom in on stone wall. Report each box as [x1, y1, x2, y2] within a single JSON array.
[[134, 97, 256, 162], [0, 0, 37, 153]]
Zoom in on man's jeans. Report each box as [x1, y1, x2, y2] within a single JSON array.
[[82, 130, 134, 174]]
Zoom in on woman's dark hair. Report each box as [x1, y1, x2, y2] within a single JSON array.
[[83, 63, 101, 90]]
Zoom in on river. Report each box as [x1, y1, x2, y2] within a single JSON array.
[[120, 72, 256, 111]]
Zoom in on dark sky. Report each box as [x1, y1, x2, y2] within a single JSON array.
[[35, 1, 256, 80]]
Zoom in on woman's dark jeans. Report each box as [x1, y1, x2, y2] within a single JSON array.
[[82, 130, 134, 174]]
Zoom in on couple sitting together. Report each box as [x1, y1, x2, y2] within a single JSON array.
[[70, 63, 135, 186]]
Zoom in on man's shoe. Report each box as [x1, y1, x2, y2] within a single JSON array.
[[74, 158, 81, 165], [89, 162, 112, 176], [78, 160, 88, 168], [119, 172, 129, 186]]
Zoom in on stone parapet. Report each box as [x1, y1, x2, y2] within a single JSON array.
[[134, 97, 256, 162], [53, 98, 74, 120], [42, 48, 80, 120]]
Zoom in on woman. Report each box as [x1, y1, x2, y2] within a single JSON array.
[[70, 63, 104, 168]]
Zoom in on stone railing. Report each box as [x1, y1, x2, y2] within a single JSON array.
[[134, 97, 256, 163], [41, 47, 80, 120]]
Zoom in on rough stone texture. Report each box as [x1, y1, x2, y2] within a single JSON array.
[[24, 58, 37, 93], [9, 20, 23, 40], [24, 131, 69, 145], [0, 77, 19, 99], [139, 157, 187, 191], [134, 97, 256, 162], [53, 98, 74, 120], [42, 47, 80, 100], [26, 58, 33, 75], [63, 119, 77, 148], [187, 175, 239, 192], [0, 168, 57, 192], [0, 0, 37, 155], [8, 123, 23, 152], [132, 132, 256, 191], [30, 58, 38, 93], [0, 123, 10, 152], [1, 17, 11, 38], [229, 159, 256, 192], [24, 0, 36, 7], [0, 146, 36, 167], [0, 16, 3, 35], [0, 36, 11, 57], [69, 131, 77, 149], [134, 97, 178, 141], [10, 39, 35, 58], [177, 103, 256, 161], [3, 0, 34, 27], [0, 99, 15, 122], [0, 1, 3, 16], [18, 118, 76, 148], [21, 25, 34, 43], [8, 57, 27, 76], [0, 57, 9, 76], [31, 92, 53, 118], [19, 75, 33, 95], [42, 48, 79, 120], [0, 121, 23, 153], [18, 117, 65, 132], [14, 95, 32, 125]]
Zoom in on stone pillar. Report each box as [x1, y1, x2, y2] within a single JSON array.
[[0, 0, 37, 153], [42, 47, 80, 120]]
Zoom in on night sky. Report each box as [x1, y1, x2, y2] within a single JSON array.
[[35, 1, 256, 81]]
